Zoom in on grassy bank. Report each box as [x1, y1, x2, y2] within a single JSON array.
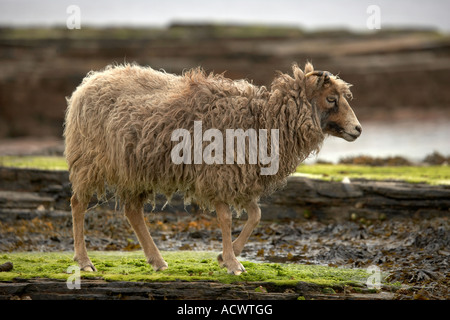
[[0, 251, 377, 288], [296, 163, 450, 185], [1, 155, 449, 185], [0, 156, 68, 171]]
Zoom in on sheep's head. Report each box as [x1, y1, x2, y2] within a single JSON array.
[[302, 62, 362, 142]]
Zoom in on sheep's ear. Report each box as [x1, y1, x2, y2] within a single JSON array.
[[292, 63, 304, 81], [304, 62, 314, 75]]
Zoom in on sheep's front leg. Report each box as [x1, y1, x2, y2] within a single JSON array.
[[232, 201, 261, 257], [125, 203, 168, 271], [215, 202, 246, 275]]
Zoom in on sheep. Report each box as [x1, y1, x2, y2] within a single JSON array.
[[64, 62, 361, 275]]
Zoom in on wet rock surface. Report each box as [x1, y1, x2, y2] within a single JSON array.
[[0, 167, 448, 299], [0, 206, 448, 299]]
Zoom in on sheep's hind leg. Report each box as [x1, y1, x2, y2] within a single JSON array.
[[71, 195, 96, 272], [124, 203, 168, 271], [215, 202, 246, 275]]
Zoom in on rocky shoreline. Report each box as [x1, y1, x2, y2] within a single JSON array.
[[1, 166, 449, 220], [0, 166, 448, 300]]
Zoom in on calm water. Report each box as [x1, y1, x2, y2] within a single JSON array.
[[305, 119, 450, 164]]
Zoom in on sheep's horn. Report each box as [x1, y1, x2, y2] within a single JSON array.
[[305, 71, 333, 77]]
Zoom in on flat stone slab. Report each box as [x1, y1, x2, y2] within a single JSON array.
[[0, 278, 395, 300], [0, 190, 54, 210]]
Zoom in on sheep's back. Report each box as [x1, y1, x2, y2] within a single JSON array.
[[65, 64, 269, 210]]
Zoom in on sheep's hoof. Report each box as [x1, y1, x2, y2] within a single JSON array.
[[75, 256, 97, 272], [150, 259, 168, 272], [217, 254, 246, 275], [81, 265, 97, 272], [228, 268, 246, 276], [79, 262, 97, 272]]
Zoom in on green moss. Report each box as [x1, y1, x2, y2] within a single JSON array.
[[321, 287, 336, 294], [296, 164, 450, 185], [0, 156, 68, 171], [0, 251, 372, 288]]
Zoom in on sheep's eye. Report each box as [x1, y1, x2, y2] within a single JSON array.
[[326, 97, 337, 104]]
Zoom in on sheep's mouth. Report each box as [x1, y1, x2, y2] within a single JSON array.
[[325, 122, 360, 142], [342, 132, 360, 142]]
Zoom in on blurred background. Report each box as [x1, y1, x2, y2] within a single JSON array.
[[0, 0, 449, 163]]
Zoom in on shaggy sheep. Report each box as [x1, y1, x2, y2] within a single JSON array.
[[64, 62, 361, 275]]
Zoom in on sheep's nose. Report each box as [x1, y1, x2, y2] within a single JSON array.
[[355, 125, 362, 134]]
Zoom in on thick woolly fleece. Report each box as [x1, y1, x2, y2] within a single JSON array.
[[64, 63, 329, 213]]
